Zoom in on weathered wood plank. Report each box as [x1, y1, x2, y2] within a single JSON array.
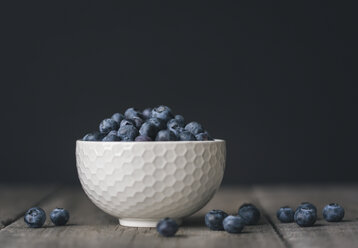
[[0, 187, 285, 248], [0, 184, 57, 229], [253, 184, 358, 248]]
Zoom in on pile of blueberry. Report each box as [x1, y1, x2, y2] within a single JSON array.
[[24, 207, 70, 228], [82, 105, 213, 142], [277, 202, 345, 227]]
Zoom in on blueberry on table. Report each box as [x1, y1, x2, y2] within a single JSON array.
[[111, 113, 124, 124], [102, 133, 121, 141], [195, 132, 213, 141], [174, 115, 185, 126], [135, 135, 152, 141], [124, 107, 143, 119], [296, 202, 317, 214], [147, 117, 166, 130], [179, 131, 196, 141], [294, 207, 317, 227], [120, 119, 135, 128], [205, 209, 228, 230], [142, 108, 152, 119], [139, 122, 159, 139], [276, 206, 295, 223], [50, 208, 70, 226], [24, 207, 46, 228], [223, 215, 245, 233], [323, 203, 345, 222], [185, 122, 204, 135], [117, 125, 138, 141], [83, 132, 105, 141], [156, 218, 178, 237], [155, 129, 178, 141], [238, 203, 260, 225], [151, 105, 174, 122]]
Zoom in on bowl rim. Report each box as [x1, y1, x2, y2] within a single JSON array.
[[76, 139, 225, 145]]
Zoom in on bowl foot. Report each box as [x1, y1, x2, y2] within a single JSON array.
[[119, 218, 183, 227]]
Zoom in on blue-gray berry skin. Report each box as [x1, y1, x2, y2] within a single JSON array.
[[179, 131, 196, 141], [185, 122, 204, 135], [99, 118, 119, 134], [147, 117, 166, 130], [50, 208, 70, 226], [238, 203, 260, 225], [156, 218, 178, 237], [102, 132, 121, 141], [83, 132, 105, 141], [195, 132, 213, 141], [294, 207, 317, 227], [124, 107, 143, 119], [296, 202, 317, 214], [130, 116, 144, 129], [155, 129, 178, 141], [205, 210, 228, 230], [142, 108, 152, 119], [167, 119, 185, 130], [223, 215, 245, 233], [151, 105, 174, 122], [117, 125, 138, 141], [277, 206, 295, 223], [24, 207, 46, 228], [323, 203, 345, 222], [120, 119, 135, 128], [135, 135, 152, 141], [111, 113, 124, 124], [174, 115, 185, 126], [139, 122, 158, 139]]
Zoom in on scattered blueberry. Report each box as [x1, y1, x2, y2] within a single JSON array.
[[99, 118, 119, 134], [205, 209, 228, 230], [156, 218, 179, 237], [155, 129, 178, 141], [175, 115, 185, 126], [102, 132, 121, 141], [83, 132, 105, 141], [323, 203, 345, 222], [124, 107, 143, 119], [111, 113, 125, 124], [142, 108, 152, 119], [277, 206, 295, 223], [223, 215, 245, 233], [151, 105, 174, 122], [195, 132, 213, 141], [294, 207, 317, 227], [179, 131, 196, 141], [296, 202, 317, 214], [135, 135, 152, 141], [50, 208, 70, 226], [139, 122, 159, 139], [117, 125, 138, 141], [185, 122, 204, 135], [24, 207, 46, 228], [238, 203, 260, 225]]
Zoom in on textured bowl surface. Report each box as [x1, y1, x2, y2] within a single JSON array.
[[76, 139, 226, 227]]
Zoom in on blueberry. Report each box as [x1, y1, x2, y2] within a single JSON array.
[[185, 122, 204, 135], [135, 135, 152, 141], [323, 203, 345, 222], [83, 132, 105, 141], [156, 218, 178, 237], [117, 125, 138, 141], [102, 132, 121, 141], [147, 117, 166, 130], [50, 208, 70, 226], [151, 105, 174, 122], [195, 132, 213, 141], [124, 107, 143, 119], [24, 207, 46, 228], [174, 115, 185, 126], [223, 215, 245, 233], [167, 119, 185, 130], [294, 207, 317, 227], [130, 116, 144, 129], [155, 129, 178, 141], [276, 206, 295, 223], [111, 113, 125, 124], [99, 118, 119, 134], [179, 131, 196, 141], [238, 203, 260, 225], [142, 108, 152, 119], [120, 119, 135, 128], [139, 122, 158, 139], [204, 209, 228, 230], [296, 202, 317, 214]]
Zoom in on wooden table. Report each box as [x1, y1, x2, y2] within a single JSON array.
[[0, 184, 357, 248]]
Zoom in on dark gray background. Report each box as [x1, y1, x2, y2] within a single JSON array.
[[2, 1, 357, 184]]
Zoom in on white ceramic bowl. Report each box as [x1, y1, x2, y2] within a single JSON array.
[[76, 139, 226, 227]]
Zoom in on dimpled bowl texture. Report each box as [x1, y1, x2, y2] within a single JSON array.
[[76, 139, 226, 227]]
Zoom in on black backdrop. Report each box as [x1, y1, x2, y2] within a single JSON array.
[[2, 1, 357, 184]]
